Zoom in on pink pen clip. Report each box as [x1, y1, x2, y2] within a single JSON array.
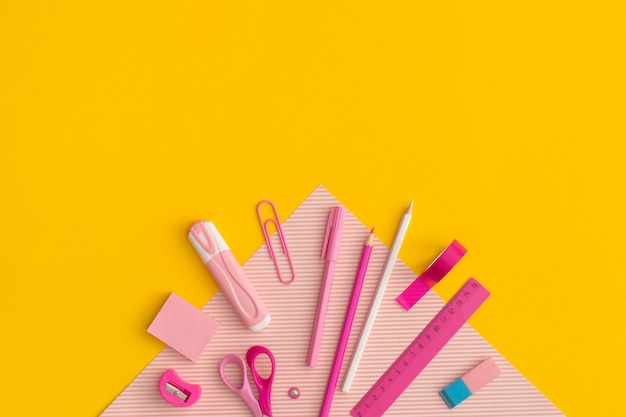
[[308, 205, 346, 367], [321, 206, 345, 262], [159, 369, 201, 407], [256, 200, 296, 285]]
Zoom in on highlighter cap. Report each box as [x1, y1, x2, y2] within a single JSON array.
[[188, 221, 230, 263]]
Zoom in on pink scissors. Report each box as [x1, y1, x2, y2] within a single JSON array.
[[219, 345, 275, 417]]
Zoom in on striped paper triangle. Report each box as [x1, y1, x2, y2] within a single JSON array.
[[101, 185, 562, 416]]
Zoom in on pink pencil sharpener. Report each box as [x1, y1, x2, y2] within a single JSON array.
[[159, 369, 201, 407]]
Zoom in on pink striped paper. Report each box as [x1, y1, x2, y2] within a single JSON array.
[[101, 185, 563, 416]]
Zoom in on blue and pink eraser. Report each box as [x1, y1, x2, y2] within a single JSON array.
[[439, 357, 501, 408]]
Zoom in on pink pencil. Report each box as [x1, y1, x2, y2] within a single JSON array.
[[319, 228, 375, 417]]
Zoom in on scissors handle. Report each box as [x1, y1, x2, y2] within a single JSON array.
[[246, 346, 275, 417], [219, 354, 264, 417]]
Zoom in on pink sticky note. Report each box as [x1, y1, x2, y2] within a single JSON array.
[[147, 293, 219, 361]]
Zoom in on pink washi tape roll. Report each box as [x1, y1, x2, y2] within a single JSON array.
[[396, 240, 467, 311]]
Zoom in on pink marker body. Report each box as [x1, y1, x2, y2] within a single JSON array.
[[308, 206, 346, 367], [189, 221, 271, 331]]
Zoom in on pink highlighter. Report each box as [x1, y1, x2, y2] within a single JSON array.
[[188, 221, 271, 331]]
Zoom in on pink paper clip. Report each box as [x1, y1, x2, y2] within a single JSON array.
[[256, 200, 296, 285]]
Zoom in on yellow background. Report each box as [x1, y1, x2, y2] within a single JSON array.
[[1, 1, 624, 416]]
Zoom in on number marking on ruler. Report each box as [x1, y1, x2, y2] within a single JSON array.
[[350, 277, 490, 417]]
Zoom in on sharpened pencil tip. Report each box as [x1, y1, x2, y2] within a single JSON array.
[[406, 200, 414, 214], [370, 227, 375, 233]]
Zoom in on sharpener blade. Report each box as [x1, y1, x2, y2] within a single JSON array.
[[164, 382, 190, 402]]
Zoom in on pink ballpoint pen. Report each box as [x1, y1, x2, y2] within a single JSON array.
[[308, 205, 346, 368], [319, 228, 374, 417]]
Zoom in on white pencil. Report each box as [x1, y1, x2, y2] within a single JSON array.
[[341, 201, 413, 392]]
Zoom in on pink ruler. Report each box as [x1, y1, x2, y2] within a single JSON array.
[[351, 277, 489, 417]]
